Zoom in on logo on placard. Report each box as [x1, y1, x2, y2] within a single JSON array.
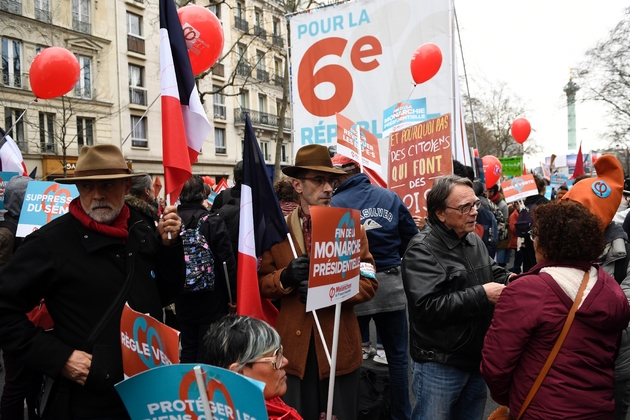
[[393, 102, 412, 122], [178, 369, 235, 419], [132, 317, 169, 369], [592, 181, 611, 198], [41, 184, 73, 223], [510, 177, 525, 194], [335, 212, 356, 279]]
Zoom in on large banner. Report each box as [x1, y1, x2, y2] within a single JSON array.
[[17, 181, 78, 237], [120, 303, 180, 379], [288, 0, 470, 165], [115, 364, 267, 420], [307, 207, 361, 313], [388, 115, 453, 217]]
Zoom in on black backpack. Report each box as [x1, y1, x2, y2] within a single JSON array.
[[482, 197, 508, 242], [180, 214, 216, 292], [515, 203, 538, 238], [212, 197, 240, 261]]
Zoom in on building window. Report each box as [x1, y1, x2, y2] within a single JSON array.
[[39, 112, 55, 153], [34, 0, 51, 23], [215, 127, 226, 154], [4, 108, 25, 151], [1, 38, 21, 88], [76, 117, 94, 150], [213, 86, 225, 119], [281, 144, 288, 163], [75, 56, 92, 98], [258, 95, 266, 113], [0, 0, 22, 14], [72, 0, 91, 34], [130, 115, 147, 147], [235, 1, 243, 18], [239, 90, 248, 109], [209, 2, 220, 19], [254, 9, 266, 38], [127, 12, 145, 54], [255, 51, 268, 82], [129, 65, 146, 105], [261, 141, 270, 161]]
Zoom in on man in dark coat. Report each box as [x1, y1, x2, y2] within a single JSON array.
[[0, 144, 185, 419]]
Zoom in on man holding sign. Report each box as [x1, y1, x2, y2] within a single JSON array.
[[259, 145, 377, 420], [0, 145, 184, 419]]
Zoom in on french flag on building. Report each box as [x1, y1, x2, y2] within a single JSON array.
[[0, 127, 28, 175], [237, 115, 288, 326], [159, 0, 211, 202]]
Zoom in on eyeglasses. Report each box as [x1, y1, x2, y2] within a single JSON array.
[[250, 345, 284, 370], [528, 230, 536, 242], [300, 176, 339, 189], [445, 200, 482, 215]]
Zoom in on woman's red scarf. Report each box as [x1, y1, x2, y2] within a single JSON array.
[[265, 397, 303, 420], [69, 198, 130, 242]]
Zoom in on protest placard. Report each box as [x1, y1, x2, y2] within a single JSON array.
[[120, 303, 180, 379], [16, 181, 78, 237], [388, 115, 453, 217], [498, 157, 523, 177], [306, 206, 362, 313], [335, 113, 382, 174], [0, 171, 19, 211], [501, 174, 538, 203], [115, 364, 267, 420]]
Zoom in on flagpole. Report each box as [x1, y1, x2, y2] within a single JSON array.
[[193, 366, 213, 420], [121, 93, 160, 147], [1, 101, 34, 142], [325, 302, 342, 420]]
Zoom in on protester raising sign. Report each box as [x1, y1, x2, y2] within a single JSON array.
[[335, 112, 383, 175], [306, 206, 362, 313], [501, 174, 539, 203], [388, 115, 453, 217]]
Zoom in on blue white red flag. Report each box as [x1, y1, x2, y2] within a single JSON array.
[[159, 0, 211, 203], [237, 115, 288, 326], [0, 127, 27, 175]]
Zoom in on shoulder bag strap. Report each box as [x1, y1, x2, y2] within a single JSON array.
[[516, 270, 590, 420]]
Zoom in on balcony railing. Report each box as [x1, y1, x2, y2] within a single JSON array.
[[40, 142, 57, 154], [0, 0, 21, 15], [72, 17, 91, 34], [129, 86, 147, 105], [254, 25, 267, 39], [127, 35, 145, 54], [213, 104, 226, 119], [234, 16, 248, 32], [2, 72, 22, 88], [35, 7, 51, 23], [236, 63, 251, 77], [256, 68, 269, 83], [212, 63, 224, 77], [234, 108, 291, 128], [272, 35, 284, 48], [274, 74, 284, 86]]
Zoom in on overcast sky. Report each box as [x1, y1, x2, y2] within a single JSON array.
[[453, 0, 628, 166]]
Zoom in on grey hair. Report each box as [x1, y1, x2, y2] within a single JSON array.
[[201, 316, 280, 370], [426, 175, 473, 224], [129, 174, 152, 198]]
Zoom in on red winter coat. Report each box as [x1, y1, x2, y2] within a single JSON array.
[[508, 208, 519, 249], [481, 261, 630, 419]]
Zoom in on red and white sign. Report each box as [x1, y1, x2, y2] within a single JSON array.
[[388, 115, 453, 217], [120, 303, 180, 379], [335, 113, 382, 174], [307, 207, 361, 313], [501, 174, 539, 203]]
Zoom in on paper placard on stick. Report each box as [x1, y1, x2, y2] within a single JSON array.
[[120, 303, 180, 379], [335, 113, 382, 174], [306, 206, 362, 313], [501, 174, 539, 203], [115, 364, 267, 420], [388, 115, 453, 217], [16, 181, 78, 237], [0, 172, 18, 211]]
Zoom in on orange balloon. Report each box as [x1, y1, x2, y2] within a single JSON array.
[[178, 5, 224, 76], [29, 47, 80, 99], [482, 155, 502, 188], [511, 118, 531, 144], [410, 43, 443, 85]]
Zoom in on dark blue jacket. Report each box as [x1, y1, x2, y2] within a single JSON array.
[[332, 173, 417, 271]]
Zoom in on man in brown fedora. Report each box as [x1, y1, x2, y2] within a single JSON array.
[[0, 144, 185, 419], [259, 144, 378, 420]]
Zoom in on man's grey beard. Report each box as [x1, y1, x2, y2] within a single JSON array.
[[86, 200, 123, 224]]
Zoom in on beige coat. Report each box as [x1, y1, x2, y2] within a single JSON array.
[[259, 208, 377, 379]]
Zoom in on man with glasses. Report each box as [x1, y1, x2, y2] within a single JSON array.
[[259, 144, 378, 420], [401, 175, 511, 420]]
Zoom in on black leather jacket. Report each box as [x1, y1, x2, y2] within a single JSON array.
[[402, 221, 510, 371]]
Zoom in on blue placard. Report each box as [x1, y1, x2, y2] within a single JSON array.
[[115, 364, 267, 420], [0, 172, 19, 211], [17, 181, 78, 237], [382, 98, 441, 136]]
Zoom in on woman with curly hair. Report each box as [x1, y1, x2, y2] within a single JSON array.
[[480, 200, 630, 419]]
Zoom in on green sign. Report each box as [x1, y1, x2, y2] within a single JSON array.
[[498, 156, 523, 177]]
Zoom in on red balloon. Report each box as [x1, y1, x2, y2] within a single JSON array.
[[511, 118, 531, 144], [482, 155, 502, 188], [410, 43, 443, 85], [202, 176, 215, 186], [29, 47, 80, 99], [178, 5, 224, 76]]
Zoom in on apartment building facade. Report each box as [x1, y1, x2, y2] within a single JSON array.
[[0, 0, 293, 191]]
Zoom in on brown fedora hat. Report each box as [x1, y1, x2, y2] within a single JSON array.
[[282, 145, 346, 178], [57, 144, 145, 183]]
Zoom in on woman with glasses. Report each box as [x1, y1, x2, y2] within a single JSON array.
[[481, 200, 630, 419], [202, 315, 303, 420]]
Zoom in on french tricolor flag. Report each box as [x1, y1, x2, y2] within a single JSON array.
[[0, 127, 28, 175], [159, 0, 211, 202], [237, 115, 288, 326]]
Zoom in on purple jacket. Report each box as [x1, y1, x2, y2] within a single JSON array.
[[481, 261, 630, 419]]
